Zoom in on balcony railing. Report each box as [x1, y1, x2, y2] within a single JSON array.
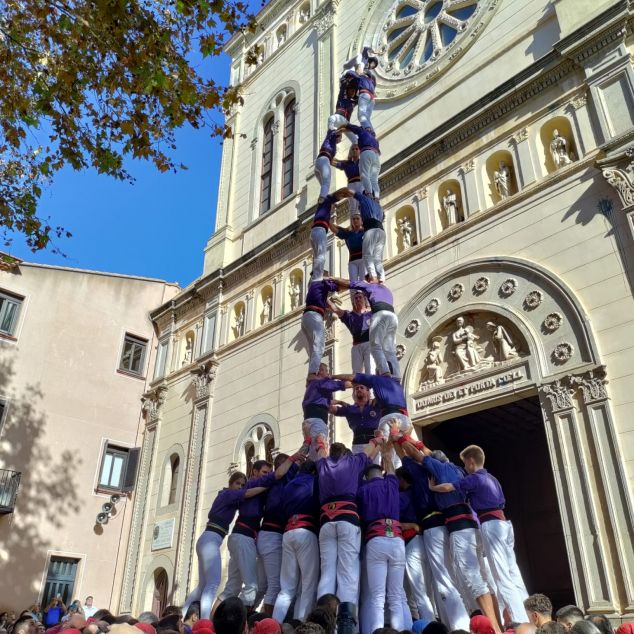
[[0, 469, 21, 514]]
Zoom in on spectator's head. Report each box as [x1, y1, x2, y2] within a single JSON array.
[[616, 624, 634, 634], [251, 620, 280, 634], [537, 623, 566, 634], [281, 625, 294, 634], [157, 614, 182, 634], [84, 598, 94, 608], [12, 618, 36, 634], [192, 620, 213, 634], [93, 612, 115, 624], [430, 450, 449, 464], [62, 615, 87, 631], [411, 621, 430, 634], [251, 460, 272, 478], [329, 443, 347, 461], [422, 624, 449, 634], [247, 614, 267, 634], [109, 625, 143, 634], [184, 606, 199, 626], [138, 614, 159, 627], [524, 595, 553, 626], [307, 609, 335, 634], [585, 617, 613, 634], [293, 625, 324, 634], [315, 595, 339, 617], [572, 624, 601, 634], [372, 629, 399, 634], [114, 617, 138, 626], [470, 616, 495, 634], [555, 607, 584, 632], [213, 598, 247, 634], [84, 622, 103, 634], [459, 445, 485, 474], [162, 609, 182, 619]]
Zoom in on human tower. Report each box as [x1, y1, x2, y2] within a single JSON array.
[[183, 48, 529, 634]]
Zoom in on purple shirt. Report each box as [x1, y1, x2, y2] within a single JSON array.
[[262, 465, 299, 527], [334, 159, 360, 183], [305, 279, 338, 312], [340, 310, 371, 343], [399, 488, 419, 524], [302, 378, 346, 411], [282, 472, 320, 521], [353, 192, 383, 225], [313, 195, 336, 227], [348, 70, 376, 95], [233, 471, 277, 530], [318, 130, 339, 160], [317, 452, 370, 503], [333, 401, 380, 444], [422, 456, 466, 510], [350, 280, 393, 310], [402, 457, 436, 516], [357, 474, 400, 523], [353, 373, 406, 411], [454, 468, 505, 512], [208, 487, 247, 529], [346, 124, 380, 153], [336, 228, 364, 260]]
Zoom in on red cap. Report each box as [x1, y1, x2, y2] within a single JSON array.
[[192, 621, 214, 634], [135, 624, 156, 634], [252, 619, 281, 634]]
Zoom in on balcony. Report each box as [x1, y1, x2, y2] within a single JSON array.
[[0, 469, 21, 514]]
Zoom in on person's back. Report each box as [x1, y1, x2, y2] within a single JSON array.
[[213, 598, 247, 634]]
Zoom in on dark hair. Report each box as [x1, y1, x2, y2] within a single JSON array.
[[229, 472, 247, 486], [585, 617, 613, 634], [537, 623, 566, 634], [422, 624, 449, 634], [213, 598, 247, 634], [373, 629, 399, 634], [252, 460, 271, 474], [85, 597, 93, 602], [315, 595, 339, 615], [184, 605, 200, 622], [12, 619, 33, 634], [274, 454, 289, 469], [138, 613, 160, 625], [450, 630, 470, 634], [572, 624, 602, 634], [329, 443, 346, 460], [161, 607, 182, 618], [524, 594, 553, 617], [306, 609, 335, 634], [555, 607, 584, 623], [247, 613, 267, 632], [294, 625, 325, 634], [395, 467, 413, 484], [299, 460, 316, 475], [92, 611, 114, 623], [114, 616, 139, 625]]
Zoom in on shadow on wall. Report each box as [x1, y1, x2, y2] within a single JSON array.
[[0, 355, 82, 609]]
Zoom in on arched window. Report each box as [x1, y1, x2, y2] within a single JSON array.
[[168, 455, 179, 505], [281, 99, 296, 199], [260, 117, 274, 214], [244, 442, 255, 474]]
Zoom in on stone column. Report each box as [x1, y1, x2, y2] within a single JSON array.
[[314, 3, 336, 152], [118, 386, 167, 614], [459, 161, 482, 217], [411, 189, 431, 241], [509, 128, 536, 188], [302, 258, 310, 297], [172, 361, 218, 603], [217, 304, 229, 347], [245, 290, 255, 333], [566, 90, 593, 158], [538, 379, 616, 613], [271, 118, 283, 208], [569, 367, 634, 613], [273, 273, 283, 317]]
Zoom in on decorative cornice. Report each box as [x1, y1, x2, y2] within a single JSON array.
[[540, 379, 574, 413], [141, 384, 168, 425], [190, 359, 219, 401], [569, 366, 608, 404], [597, 145, 634, 208]]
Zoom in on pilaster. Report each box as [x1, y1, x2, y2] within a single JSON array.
[[509, 128, 536, 188], [458, 161, 481, 218]]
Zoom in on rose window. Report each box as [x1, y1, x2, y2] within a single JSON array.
[[382, 0, 479, 73]]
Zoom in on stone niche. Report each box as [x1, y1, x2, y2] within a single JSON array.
[[417, 311, 528, 391]]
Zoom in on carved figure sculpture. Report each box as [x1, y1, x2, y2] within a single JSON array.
[[398, 217, 413, 249], [442, 189, 459, 225], [299, 5, 310, 23], [486, 321, 518, 362], [494, 161, 511, 200], [261, 296, 273, 324], [289, 276, 302, 310], [277, 28, 286, 46], [421, 337, 445, 386], [234, 307, 245, 338], [550, 129, 572, 169], [452, 316, 482, 371], [182, 334, 193, 366]]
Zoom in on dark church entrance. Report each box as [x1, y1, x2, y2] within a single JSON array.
[[420, 395, 576, 610]]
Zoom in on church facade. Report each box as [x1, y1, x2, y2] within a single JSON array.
[[119, 0, 634, 619]]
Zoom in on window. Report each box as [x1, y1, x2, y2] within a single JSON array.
[[98, 443, 140, 492], [154, 338, 169, 379], [0, 399, 6, 436], [201, 312, 216, 355], [119, 334, 148, 375], [0, 290, 23, 337], [281, 99, 296, 199], [168, 455, 179, 505], [260, 117, 274, 214], [42, 556, 80, 605]]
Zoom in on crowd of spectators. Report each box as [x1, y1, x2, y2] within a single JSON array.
[[1, 593, 633, 634]]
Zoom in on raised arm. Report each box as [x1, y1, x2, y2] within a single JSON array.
[[332, 373, 355, 382], [381, 442, 395, 475], [428, 482, 455, 493], [364, 434, 383, 460], [244, 486, 268, 499], [327, 299, 345, 318], [325, 276, 351, 290], [275, 445, 309, 480]]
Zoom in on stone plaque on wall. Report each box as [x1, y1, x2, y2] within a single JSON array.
[[151, 518, 175, 551]]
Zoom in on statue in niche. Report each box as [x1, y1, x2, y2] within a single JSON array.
[[442, 189, 459, 226], [494, 161, 511, 200], [452, 316, 483, 371], [299, 5, 310, 22], [398, 217, 413, 249], [550, 129, 573, 169], [233, 307, 245, 338], [486, 321, 518, 362], [261, 295, 273, 324], [289, 276, 302, 310], [421, 336, 445, 386], [182, 334, 193, 366], [277, 28, 286, 46]]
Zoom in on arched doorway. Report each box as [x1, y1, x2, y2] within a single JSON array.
[[152, 568, 168, 616]]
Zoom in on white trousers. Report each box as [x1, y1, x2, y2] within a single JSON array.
[[328, 113, 356, 143], [273, 529, 320, 623], [310, 226, 328, 282], [301, 310, 325, 375], [357, 93, 375, 130], [348, 259, 366, 285], [304, 418, 328, 460], [351, 341, 374, 375], [347, 181, 363, 216], [404, 536, 436, 622], [315, 156, 332, 200], [370, 310, 399, 378], [351, 443, 381, 465], [318, 521, 361, 603], [364, 537, 408, 634], [422, 526, 470, 631], [257, 530, 283, 607], [359, 150, 380, 197], [182, 531, 223, 619], [449, 528, 493, 602], [362, 228, 385, 282], [481, 520, 528, 622], [219, 533, 259, 606], [377, 412, 410, 469]]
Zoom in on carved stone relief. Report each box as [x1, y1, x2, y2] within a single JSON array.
[[473, 276, 489, 294], [190, 361, 218, 401], [600, 146, 634, 208], [141, 386, 168, 424]]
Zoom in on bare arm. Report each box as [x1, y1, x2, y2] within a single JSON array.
[[275, 445, 308, 479], [327, 299, 344, 317], [429, 482, 455, 493], [364, 435, 383, 460], [326, 276, 351, 290], [381, 443, 395, 475], [332, 373, 355, 382], [244, 486, 268, 499]]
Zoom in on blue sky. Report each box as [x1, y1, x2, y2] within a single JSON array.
[[6, 2, 266, 288]]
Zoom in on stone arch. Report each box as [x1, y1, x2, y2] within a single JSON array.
[[232, 413, 281, 474], [140, 556, 174, 612], [258, 284, 274, 326], [537, 115, 578, 176], [157, 444, 185, 510], [230, 301, 246, 341], [484, 149, 517, 206], [286, 268, 304, 311]]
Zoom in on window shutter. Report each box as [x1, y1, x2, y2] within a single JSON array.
[[121, 447, 141, 492]]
